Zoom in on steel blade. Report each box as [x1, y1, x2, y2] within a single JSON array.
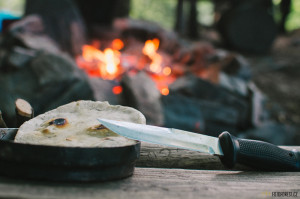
[[98, 119, 223, 156]]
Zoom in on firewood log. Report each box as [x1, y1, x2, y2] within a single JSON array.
[[15, 99, 34, 127]]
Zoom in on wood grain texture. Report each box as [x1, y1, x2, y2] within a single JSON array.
[[0, 143, 298, 199], [0, 168, 298, 199], [137, 142, 300, 170]]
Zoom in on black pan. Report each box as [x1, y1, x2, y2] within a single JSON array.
[[0, 129, 140, 182]]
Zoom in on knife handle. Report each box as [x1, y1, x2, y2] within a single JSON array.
[[218, 131, 300, 171]]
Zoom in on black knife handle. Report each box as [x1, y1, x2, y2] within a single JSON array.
[[218, 131, 300, 171]]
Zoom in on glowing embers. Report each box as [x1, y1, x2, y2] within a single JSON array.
[[161, 87, 169, 96], [112, 85, 123, 95], [77, 38, 174, 95], [78, 39, 123, 80], [143, 38, 162, 73]]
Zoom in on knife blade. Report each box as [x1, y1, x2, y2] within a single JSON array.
[[98, 118, 300, 171], [99, 119, 223, 155]]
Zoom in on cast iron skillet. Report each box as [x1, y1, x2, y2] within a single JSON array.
[[0, 129, 140, 182]]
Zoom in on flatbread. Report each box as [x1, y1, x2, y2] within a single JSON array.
[[14, 101, 146, 147]]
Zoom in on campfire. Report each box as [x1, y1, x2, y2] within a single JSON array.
[[76, 38, 175, 96]]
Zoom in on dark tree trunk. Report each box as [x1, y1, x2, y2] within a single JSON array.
[[279, 0, 291, 33], [188, 0, 199, 39], [73, 0, 130, 33], [174, 0, 185, 35], [174, 0, 199, 39], [25, 0, 86, 56]]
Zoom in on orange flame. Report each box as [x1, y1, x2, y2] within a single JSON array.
[[143, 38, 163, 73], [141, 38, 174, 95], [82, 45, 104, 62], [163, 66, 172, 76], [79, 43, 121, 80], [103, 48, 119, 75], [143, 39, 159, 58], [161, 87, 169, 96], [112, 39, 124, 50], [78, 38, 173, 96]]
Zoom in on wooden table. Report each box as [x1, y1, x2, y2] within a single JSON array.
[[0, 143, 299, 199]]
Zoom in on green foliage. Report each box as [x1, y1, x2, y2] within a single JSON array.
[[197, 1, 214, 26], [130, 0, 176, 30], [1, 0, 299, 32], [131, 0, 300, 33], [130, 0, 215, 29], [285, 0, 300, 32], [272, 0, 300, 32]]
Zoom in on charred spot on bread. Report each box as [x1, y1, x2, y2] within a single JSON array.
[[87, 124, 118, 137], [89, 124, 108, 130], [48, 118, 68, 128], [42, 129, 50, 134]]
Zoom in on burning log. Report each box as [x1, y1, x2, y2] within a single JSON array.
[[15, 99, 34, 127], [0, 111, 8, 128], [114, 18, 181, 55]]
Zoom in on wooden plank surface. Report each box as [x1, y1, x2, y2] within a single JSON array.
[[137, 143, 300, 170], [0, 168, 298, 199]]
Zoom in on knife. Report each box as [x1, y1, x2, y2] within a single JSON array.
[[98, 119, 300, 171]]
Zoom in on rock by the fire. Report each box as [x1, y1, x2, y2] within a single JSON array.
[[121, 71, 164, 126], [0, 47, 94, 127]]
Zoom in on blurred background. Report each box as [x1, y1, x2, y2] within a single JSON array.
[[1, 0, 300, 32], [1, 0, 300, 145]]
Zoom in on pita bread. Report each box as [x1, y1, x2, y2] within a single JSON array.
[[14, 101, 146, 147]]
